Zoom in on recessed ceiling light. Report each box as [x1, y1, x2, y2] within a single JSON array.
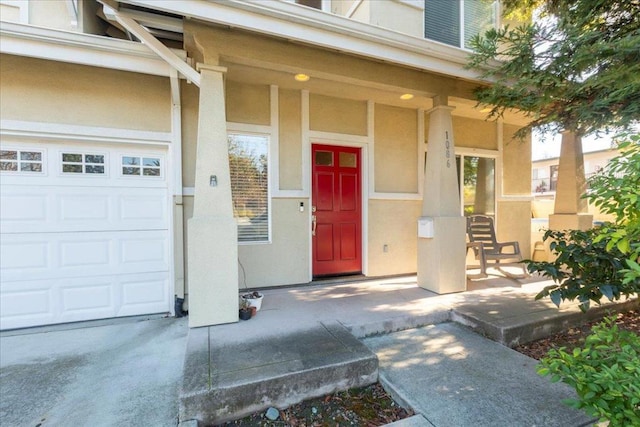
[[400, 93, 414, 100], [294, 73, 310, 82], [480, 107, 492, 113]]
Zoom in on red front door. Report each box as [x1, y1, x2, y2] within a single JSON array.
[[312, 144, 362, 277]]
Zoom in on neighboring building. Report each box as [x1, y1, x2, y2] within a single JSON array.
[[0, 0, 532, 330], [532, 147, 618, 195]]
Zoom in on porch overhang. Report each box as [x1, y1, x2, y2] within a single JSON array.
[[114, 0, 487, 84]]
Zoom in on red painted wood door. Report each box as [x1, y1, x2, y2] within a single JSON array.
[[312, 144, 362, 277]]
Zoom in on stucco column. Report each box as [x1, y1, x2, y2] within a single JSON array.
[[417, 103, 466, 293], [549, 131, 593, 231], [187, 64, 239, 327]]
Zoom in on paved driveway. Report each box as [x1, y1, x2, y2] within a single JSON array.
[[1, 316, 188, 427]]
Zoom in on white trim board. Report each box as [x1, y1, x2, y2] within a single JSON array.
[[0, 21, 176, 77], [1, 120, 172, 145]]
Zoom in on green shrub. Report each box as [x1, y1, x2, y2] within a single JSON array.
[[525, 228, 634, 312], [537, 316, 640, 426]]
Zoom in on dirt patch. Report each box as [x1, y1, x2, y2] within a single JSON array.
[[514, 309, 640, 360], [214, 383, 414, 427]]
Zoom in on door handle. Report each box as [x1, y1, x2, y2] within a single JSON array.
[[311, 215, 317, 236]]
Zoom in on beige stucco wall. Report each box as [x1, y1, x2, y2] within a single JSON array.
[[367, 199, 421, 276], [0, 2, 21, 22], [370, 0, 422, 38], [502, 124, 531, 195], [497, 200, 532, 259], [0, 55, 171, 131], [225, 81, 271, 125], [29, 0, 76, 31], [238, 198, 310, 287], [331, 0, 359, 16], [346, 0, 370, 23], [498, 124, 532, 258], [309, 94, 367, 136], [181, 82, 199, 189], [374, 104, 418, 193], [425, 114, 499, 151], [453, 116, 498, 150], [279, 88, 303, 190]]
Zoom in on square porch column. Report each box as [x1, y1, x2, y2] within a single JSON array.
[[417, 103, 466, 293], [549, 131, 593, 231], [187, 64, 239, 327]]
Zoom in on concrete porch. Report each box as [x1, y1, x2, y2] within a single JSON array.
[[179, 273, 638, 425]]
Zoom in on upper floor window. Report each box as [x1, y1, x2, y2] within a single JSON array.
[[424, 0, 497, 49]]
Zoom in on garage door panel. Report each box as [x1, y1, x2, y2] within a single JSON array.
[[1, 142, 171, 330], [1, 186, 167, 234], [1, 231, 168, 282], [0, 240, 50, 271], [119, 274, 170, 316], [61, 282, 113, 312], [0, 272, 170, 330], [0, 192, 48, 224], [120, 195, 167, 222], [59, 194, 110, 222], [60, 239, 110, 267], [120, 235, 168, 266], [0, 282, 53, 324]]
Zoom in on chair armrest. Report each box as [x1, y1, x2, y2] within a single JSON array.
[[497, 241, 520, 255]]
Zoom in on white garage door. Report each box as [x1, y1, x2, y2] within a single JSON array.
[[0, 141, 172, 330]]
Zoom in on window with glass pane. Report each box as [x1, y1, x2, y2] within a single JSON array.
[[424, 0, 496, 49], [463, 156, 495, 216], [62, 153, 105, 174], [1, 150, 44, 173], [463, 0, 496, 49], [228, 134, 269, 243]]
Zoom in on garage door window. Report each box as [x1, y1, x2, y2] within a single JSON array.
[[62, 153, 105, 174], [1, 150, 43, 173], [121, 156, 162, 177]]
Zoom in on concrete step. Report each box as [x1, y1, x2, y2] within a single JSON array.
[[364, 323, 594, 427], [179, 321, 378, 425], [451, 295, 639, 347]]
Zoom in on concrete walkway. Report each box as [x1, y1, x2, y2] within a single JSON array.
[[364, 323, 592, 426], [0, 316, 188, 427], [1, 275, 636, 427], [180, 274, 638, 425]]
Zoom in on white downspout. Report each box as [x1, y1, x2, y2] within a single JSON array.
[[170, 69, 186, 313]]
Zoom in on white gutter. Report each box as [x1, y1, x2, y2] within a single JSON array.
[[118, 0, 487, 83]]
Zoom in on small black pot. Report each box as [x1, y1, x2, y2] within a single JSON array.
[[239, 309, 252, 320]]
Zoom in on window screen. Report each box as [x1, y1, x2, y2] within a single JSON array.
[[424, 0, 460, 47]]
